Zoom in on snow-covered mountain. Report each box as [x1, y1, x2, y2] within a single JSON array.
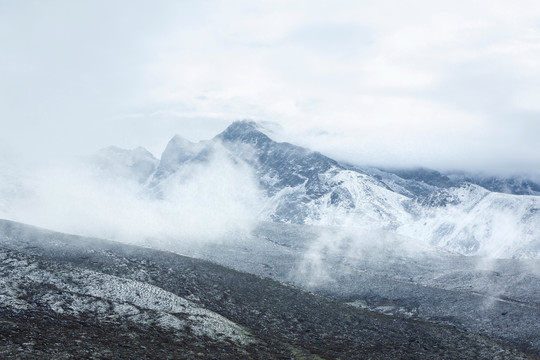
[[98, 120, 540, 259], [216, 121, 413, 227]]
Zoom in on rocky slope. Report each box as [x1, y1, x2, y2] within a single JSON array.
[[166, 221, 540, 358], [0, 247, 260, 359], [0, 219, 534, 359]]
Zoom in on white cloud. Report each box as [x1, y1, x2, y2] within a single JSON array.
[[1, 0, 540, 174], [2, 146, 263, 245]]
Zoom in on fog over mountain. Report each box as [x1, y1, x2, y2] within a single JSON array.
[[2, 1, 540, 358], [1, 121, 540, 358], [1, 120, 539, 260]]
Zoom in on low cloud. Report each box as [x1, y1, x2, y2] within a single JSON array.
[[297, 226, 430, 287], [0, 144, 264, 248]]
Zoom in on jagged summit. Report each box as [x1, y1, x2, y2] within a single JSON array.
[[161, 134, 197, 162], [168, 134, 195, 147], [153, 134, 206, 181], [216, 120, 272, 145], [214, 120, 342, 206]]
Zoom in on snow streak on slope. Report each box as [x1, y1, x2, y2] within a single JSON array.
[[399, 184, 540, 258], [0, 247, 253, 344], [261, 169, 413, 230]]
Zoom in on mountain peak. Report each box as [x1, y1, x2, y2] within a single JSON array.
[[216, 120, 272, 145], [168, 134, 195, 147], [159, 134, 200, 167], [228, 119, 259, 130]]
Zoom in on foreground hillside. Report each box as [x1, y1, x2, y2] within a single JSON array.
[[0, 219, 533, 359], [166, 221, 540, 357]]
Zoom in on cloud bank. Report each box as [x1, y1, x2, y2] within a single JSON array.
[[0, 147, 263, 246], [1, 1, 540, 176]]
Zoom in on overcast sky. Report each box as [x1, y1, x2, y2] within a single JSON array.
[[2, 0, 540, 175]]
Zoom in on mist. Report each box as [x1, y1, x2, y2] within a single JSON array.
[[0, 143, 264, 248], [297, 226, 432, 287]]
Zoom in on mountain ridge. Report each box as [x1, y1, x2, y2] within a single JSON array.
[[94, 120, 540, 258]]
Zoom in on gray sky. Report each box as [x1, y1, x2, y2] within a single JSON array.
[[2, 0, 540, 175]]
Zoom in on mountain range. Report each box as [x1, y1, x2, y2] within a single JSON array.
[[94, 120, 540, 259]]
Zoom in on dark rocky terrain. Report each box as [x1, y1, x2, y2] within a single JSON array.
[[0, 219, 534, 359], [167, 221, 540, 358]]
